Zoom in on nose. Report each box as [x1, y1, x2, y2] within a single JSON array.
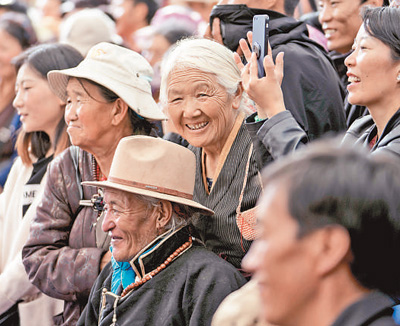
[[13, 89, 23, 109], [182, 99, 201, 118], [102, 210, 116, 233], [319, 4, 332, 24], [241, 241, 262, 274], [64, 101, 78, 123], [344, 50, 356, 68]]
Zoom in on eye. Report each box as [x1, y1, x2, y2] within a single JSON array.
[[170, 97, 182, 103]]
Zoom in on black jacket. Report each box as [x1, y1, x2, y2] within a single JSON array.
[[331, 292, 397, 326], [343, 108, 400, 158], [267, 10, 346, 140], [78, 226, 246, 326]]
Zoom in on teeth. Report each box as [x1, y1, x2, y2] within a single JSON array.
[[348, 76, 361, 83], [187, 122, 208, 130], [324, 29, 335, 37]]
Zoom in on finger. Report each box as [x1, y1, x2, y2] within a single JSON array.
[[233, 52, 245, 71], [239, 38, 252, 63], [275, 52, 285, 84], [263, 54, 275, 79], [212, 18, 223, 44], [267, 41, 272, 56], [247, 31, 253, 46], [203, 23, 212, 39], [249, 52, 259, 80]]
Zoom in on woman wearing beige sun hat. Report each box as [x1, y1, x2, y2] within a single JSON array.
[[22, 42, 165, 326], [77, 135, 246, 326]]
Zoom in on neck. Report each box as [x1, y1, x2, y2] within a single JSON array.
[[90, 125, 133, 178], [280, 267, 370, 326], [367, 97, 400, 138]]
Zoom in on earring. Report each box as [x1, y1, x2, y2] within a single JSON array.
[[397, 74, 400, 82]]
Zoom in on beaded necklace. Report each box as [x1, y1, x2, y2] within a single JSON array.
[[121, 236, 193, 297], [92, 156, 107, 181]]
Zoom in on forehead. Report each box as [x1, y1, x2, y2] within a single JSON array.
[[258, 183, 300, 233], [167, 67, 219, 90], [66, 77, 101, 96]]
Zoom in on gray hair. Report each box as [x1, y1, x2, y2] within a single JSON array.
[[159, 37, 248, 112], [135, 194, 199, 232]]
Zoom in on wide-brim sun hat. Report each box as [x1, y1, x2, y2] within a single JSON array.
[[47, 42, 166, 120], [83, 135, 214, 215]]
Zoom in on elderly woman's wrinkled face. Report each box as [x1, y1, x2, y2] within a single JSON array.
[[345, 25, 400, 109], [102, 189, 160, 262], [166, 67, 240, 153], [65, 78, 115, 153]]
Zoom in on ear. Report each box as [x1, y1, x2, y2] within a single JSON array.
[[110, 98, 129, 126], [155, 200, 173, 232], [312, 225, 352, 277], [232, 83, 243, 110]]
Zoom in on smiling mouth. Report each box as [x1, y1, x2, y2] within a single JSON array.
[[348, 76, 361, 83], [186, 122, 209, 130], [324, 28, 336, 38]]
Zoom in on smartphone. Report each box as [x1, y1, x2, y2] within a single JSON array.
[[252, 14, 270, 78]]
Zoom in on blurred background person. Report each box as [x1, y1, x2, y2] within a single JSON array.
[[111, 0, 159, 50], [0, 43, 83, 326], [0, 12, 36, 192], [22, 42, 165, 326], [58, 7, 123, 56]]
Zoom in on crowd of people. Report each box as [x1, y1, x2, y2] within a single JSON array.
[[0, 0, 400, 325]]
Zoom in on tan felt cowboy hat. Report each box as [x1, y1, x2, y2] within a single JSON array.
[[47, 42, 166, 120], [83, 135, 214, 215]]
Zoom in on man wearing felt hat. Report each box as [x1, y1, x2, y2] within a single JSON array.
[[77, 135, 246, 326]]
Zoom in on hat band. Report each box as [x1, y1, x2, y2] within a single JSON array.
[[108, 176, 193, 200]]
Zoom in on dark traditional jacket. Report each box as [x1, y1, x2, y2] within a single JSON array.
[[331, 292, 397, 326], [77, 225, 246, 326], [343, 109, 400, 158], [22, 147, 106, 326], [191, 121, 262, 269]]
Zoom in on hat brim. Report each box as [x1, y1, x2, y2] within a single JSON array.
[[47, 63, 166, 121], [83, 180, 214, 216]]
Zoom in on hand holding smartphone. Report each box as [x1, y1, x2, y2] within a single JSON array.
[[252, 14, 270, 78]]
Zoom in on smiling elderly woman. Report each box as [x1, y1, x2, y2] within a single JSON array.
[[159, 38, 273, 271], [77, 136, 246, 326]]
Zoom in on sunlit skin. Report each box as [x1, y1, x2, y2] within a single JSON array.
[[102, 189, 161, 262], [65, 77, 133, 178], [345, 25, 400, 137], [13, 64, 64, 146], [318, 0, 369, 54], [166, 67, 241, 176]]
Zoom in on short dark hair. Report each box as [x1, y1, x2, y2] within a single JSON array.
[[261, 140, 400, 296], [13, 43, 83, 164], [284, 0, 300, 16], [362, 6, 400, 61], [134, 0, 159, 24]]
